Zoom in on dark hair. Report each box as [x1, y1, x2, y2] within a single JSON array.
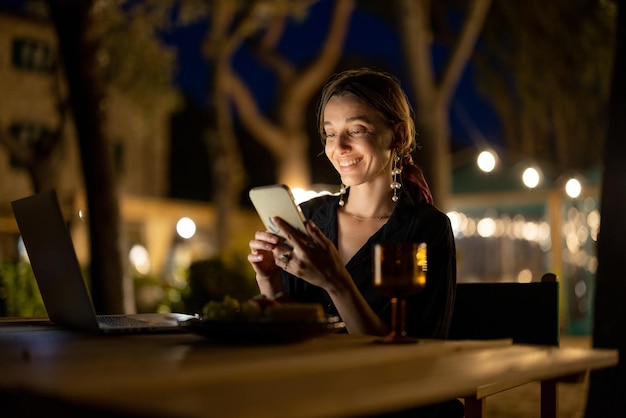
[[317, 68, 416, 157], [317, 68, 433, 205]]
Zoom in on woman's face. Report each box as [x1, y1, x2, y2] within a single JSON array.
[[323, 93, 395, 188]]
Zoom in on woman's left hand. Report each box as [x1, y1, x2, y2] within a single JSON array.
[[272, 216, 388, 336], [271, 217, 348, 293]]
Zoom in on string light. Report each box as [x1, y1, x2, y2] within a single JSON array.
[[468, 147, 590, 197], [522, 167, 541, 189], [477, 150, 497, 173], [176, 217, 196, 239], [565, 178, 582, 198]]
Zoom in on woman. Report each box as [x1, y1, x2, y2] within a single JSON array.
[[248, 68, 456, 339]]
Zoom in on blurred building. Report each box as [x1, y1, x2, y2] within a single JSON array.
[[0, 5, 260, 281], [0, 5, 173, 200], [0, 7, 81, 202]]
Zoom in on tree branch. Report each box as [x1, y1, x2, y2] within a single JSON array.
[[252, 15, 297, 83], [398, 0, 436, 109], [439, 0, 491, 105], [226, 70, 285, 155], [286, 0, 355, 116]]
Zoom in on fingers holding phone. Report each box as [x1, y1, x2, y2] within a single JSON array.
[[270, 216, 315, 250], [248, 230, 284, 296], [249, 184, 309, 242], [248, 230, 279, 271], [270, 217, 332, 278]]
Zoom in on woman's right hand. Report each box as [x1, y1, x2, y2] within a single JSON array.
[[248, 230, 283, 296]]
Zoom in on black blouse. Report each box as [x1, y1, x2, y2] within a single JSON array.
[[281, 191, 457, 339]]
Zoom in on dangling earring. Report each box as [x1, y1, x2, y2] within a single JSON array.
[[338, 183, 346, 206], [391, 151, 402, 202]]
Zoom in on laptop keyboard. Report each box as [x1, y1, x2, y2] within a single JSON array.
[[98, 315, 153, 328]]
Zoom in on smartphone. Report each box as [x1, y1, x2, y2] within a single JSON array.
[[249, 184, 308, 240]]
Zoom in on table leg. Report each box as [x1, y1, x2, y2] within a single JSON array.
[[540, 379, 558, 418], [464, 396, 484, 418]]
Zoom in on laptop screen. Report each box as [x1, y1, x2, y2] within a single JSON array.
[[12, 190, 101, 332]]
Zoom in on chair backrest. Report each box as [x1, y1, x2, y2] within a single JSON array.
[[449, 273, 560, 346]]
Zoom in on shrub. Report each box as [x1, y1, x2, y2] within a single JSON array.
[[0, 261, 46, 317], [174, 253, 259, 315]]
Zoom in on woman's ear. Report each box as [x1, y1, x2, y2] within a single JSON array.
[[391, 122, 407, 149]]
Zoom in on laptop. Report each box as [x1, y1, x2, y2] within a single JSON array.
[[11, 189, 197, 334]]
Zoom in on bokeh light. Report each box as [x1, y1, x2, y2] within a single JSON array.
[[522, 167, 541, 189], [517, 269, 533, 283], [477, 217, 497, 237], [176, 217, 196, 239], [477, 150, 497, 173], [129, 244, 151, 275], [565, 178, 582, 198]]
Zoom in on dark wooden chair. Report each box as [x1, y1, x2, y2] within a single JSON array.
[[449, 273, 564, 418], [449, 272, 560, 346]]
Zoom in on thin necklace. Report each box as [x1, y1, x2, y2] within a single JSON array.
[[341, 209, 391, 221]]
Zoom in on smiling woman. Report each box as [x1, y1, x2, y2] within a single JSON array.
[[246, 69, 460, 416], [247, 68, 457, 341]]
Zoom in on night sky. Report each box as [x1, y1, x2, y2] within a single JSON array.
[[160, 0, 501, 152]]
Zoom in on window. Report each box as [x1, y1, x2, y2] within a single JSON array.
[[12, 37, 55, 72], [9, 122, 52, 145], [8, 122, 56, 167]]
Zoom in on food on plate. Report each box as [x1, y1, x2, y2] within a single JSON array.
[[201, 294, 325, 323], [265, 303, 325, 323], [202, 295, 261, 321]]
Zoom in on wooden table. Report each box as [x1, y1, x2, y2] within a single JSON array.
[[0, 319, 618, 418]]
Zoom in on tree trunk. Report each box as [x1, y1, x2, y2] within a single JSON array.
[[275, 132, 311, 189], [397, 0, 491, 211], [210, 62, 245, 251], [49, 0, 128, 314], [585, 2, 626, 417], [414, 98, 453, 210], [204, 0, 246, 251]]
